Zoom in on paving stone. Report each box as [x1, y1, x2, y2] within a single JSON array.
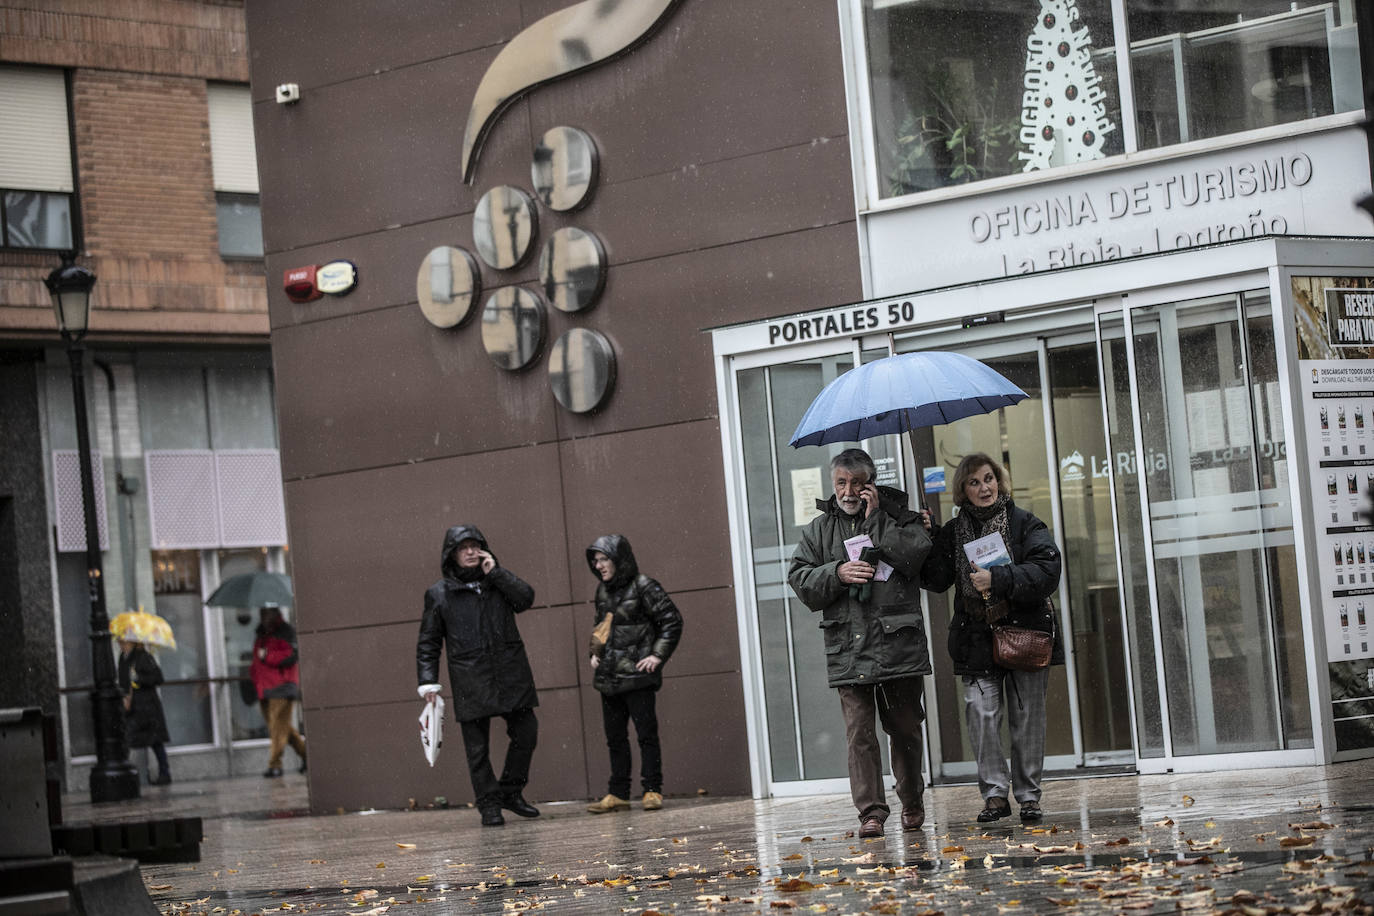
[[65, 764, 1374, 914]]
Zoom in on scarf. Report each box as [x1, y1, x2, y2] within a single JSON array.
[[952, 493, 1010, 620]]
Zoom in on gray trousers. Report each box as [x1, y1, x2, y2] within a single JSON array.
[[836, 677, 925, 821], [963, 668, 1049, 805]]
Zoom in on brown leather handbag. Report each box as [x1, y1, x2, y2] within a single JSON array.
[[992, 624, 1052, 671]]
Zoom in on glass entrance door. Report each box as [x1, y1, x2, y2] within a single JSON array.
[[910, 339, 1133, 777], [734, 348, 906, 788], [1098, 292, 1312, 765]]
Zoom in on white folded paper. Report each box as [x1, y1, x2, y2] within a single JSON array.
[[419, 695, 444, 766]]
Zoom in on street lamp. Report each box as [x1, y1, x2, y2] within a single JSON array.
[[46, 253, 140, 802]]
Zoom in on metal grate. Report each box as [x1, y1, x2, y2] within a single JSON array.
[[216, 450, 287, 547], [52, 450, 108, 552], [145, 451, 220, 549]]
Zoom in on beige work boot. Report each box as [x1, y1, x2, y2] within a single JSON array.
[[586, 793, 631, 814], [642, 791, 663, 811]]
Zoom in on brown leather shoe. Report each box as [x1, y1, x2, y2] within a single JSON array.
[[858, 815, 884, 838], [900, 807, 925, 830]]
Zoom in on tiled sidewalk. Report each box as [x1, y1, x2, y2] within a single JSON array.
[[70, 763, 1374, 914]]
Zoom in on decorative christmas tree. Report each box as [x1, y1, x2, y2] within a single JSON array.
[[1018, 0, 1116, 172]]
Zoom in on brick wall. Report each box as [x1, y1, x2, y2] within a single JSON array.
[[0, 0, 266, 341]]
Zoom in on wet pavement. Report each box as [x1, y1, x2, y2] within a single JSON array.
[[68, 762, 1374, 914]]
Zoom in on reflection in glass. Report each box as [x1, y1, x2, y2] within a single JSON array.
[[217, 548, 271, 742], [863, 0, 1122, 197], [539, 227, 606, 313], [1048, 343, 1133, 757], [549, 328, 615, 413], [3, 189, 72, 249], [904, 348, 1075, 768], [473, 186, 537, 270], [532, 126, 599, 211], [1099, 311, 1166, 757], [481, 286, 545, 370], [1117, 292, 1304, 756], [417, 246, 482, 328], [1124, 1, 1360, 150], [150, 549, 212, 746]]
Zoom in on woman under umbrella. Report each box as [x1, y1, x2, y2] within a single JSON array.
[[118, 638, 172, 785], [921, 453, 1062, 823]]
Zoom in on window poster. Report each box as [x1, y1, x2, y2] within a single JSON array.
[[1294, 275, 1374, 752]]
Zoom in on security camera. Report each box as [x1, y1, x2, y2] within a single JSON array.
[[275, 83, 300, 104]]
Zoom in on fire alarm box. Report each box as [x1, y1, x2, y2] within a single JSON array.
[[284, 265, 322, 303]]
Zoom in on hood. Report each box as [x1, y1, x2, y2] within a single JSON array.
[[441, 524, 494, 581], [815, 484, 913, 519], [586, 534, 638, 590]]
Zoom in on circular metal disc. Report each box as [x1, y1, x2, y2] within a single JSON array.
[[538, 227, 606, 313], [417, 246, 481, 328], [549, 328, 616, 413], [473, 186, 537, 270], [531, 126, 599, 211], [480, 286, 546, 370]]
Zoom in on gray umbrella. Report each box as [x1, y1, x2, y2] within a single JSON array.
[[204, 571, 293, 608]]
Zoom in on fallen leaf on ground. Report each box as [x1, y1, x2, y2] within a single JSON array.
[[942, 845, 965, 854], [775, 878, 817, 892], [1154, 817, 1174, 827], [1289, 821, 1335, 830], [146, 884, 173, 891], [395, 843, 416, 849], [1181, 795, 1194, 806], [1280, 836, 1316, 847], [782, 853, 804, 861]]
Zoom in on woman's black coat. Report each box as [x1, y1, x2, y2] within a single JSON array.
[[586, 534, 684, 696], [416, 525, 538, 722], [922, 502, 1064, 676], [118, 645, 170, 747]]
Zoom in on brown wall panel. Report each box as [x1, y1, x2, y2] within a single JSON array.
[[282, 445, 574, 631], [558, 421, 732, 594], [271, 305, 560, 479], [264, 216, 468, 329], [513, 0, 850, 186], [246, 3, 521, 100], [546, 222, 862, 435], [306, 686, 587, 814], [250, 52, 518, 253], [579, 672, 751, 799], [298, 604, 579, 711], [249, 0, 862, 810]]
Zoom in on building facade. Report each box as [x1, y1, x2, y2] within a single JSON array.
[[0, 0, 288, 785], [242, 0, 1373, 813]]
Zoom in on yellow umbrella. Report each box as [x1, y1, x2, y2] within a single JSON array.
[[110, 609, 177, 650]]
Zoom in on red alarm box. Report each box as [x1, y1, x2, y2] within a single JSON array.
[[283, 265, 322, 303]]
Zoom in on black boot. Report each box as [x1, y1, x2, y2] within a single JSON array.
[[501, 793, 540, 818], [479, 806, 505, 827]]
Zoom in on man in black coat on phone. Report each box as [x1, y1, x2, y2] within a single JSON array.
[[417, 525, 541, 827]]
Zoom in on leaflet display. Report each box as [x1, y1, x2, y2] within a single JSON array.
[[1301, 358, 1374, 662]]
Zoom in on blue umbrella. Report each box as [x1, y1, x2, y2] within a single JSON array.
[[789, 351, 1028, 447]]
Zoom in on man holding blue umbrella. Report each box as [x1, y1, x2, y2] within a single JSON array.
[[788, 448, 933, 839]]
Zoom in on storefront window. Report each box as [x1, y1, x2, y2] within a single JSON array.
[[1126, 1, 1362, 149], [864, 0, 1123, 198], [150, 550, 213, 746]]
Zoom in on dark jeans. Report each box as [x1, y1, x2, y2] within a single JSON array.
[[459, 707, 538, 808], [601, 687, 661, 797]]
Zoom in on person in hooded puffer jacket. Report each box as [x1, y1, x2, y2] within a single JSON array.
[[584, 534, 683, 814], [417, 525, 541, 827]]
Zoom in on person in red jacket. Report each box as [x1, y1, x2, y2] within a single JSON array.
[[250, 606, 307, 777]]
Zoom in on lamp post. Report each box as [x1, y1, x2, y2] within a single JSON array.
[[46, 253, 140, 802]]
